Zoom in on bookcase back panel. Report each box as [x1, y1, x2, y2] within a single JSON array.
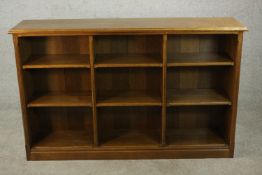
[[167, 106, 227, 130], [98, 107, 160, 130], [167, 34, 237, 56], [29, 108, 93, 144], [30, 108, 91, 131], [97, 107, 161, 145], [25, 69, 91, 97], [94, 35, 162, 55], [28, 36, 89, 55], [18, 36, 90, 66], [167, 67, 228, 90], [96, 68, 161, 93], [166, 106, 229, 147]]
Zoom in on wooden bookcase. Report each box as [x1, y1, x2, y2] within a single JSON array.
[[9, 18, 247, 160]]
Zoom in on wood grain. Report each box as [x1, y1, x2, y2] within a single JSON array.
[[13, 36, 32, 159], [89, 35, 99, 146], [95, 53, 162, 68], [9, 18, 247, 35], [23, 54, 90, 69], [97, 90, 161, 107], [167, 128, 227, 148], [168, 53, 234, 67], [29, 148, 231, 160], [167, 89, 231, 106], [226, 32, 244, 156], [31, 130, 92, 151], [99, 130, 159, 148], [28, 92, 92, 107], [161, 34, 167, 145]]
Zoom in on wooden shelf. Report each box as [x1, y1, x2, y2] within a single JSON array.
[[100, 130, 159, 148], [167, 89, 231, 106], [97, 91, 162, 107], [31, 130, 91, 151], [28, 92, 92, 107], [167, 128, 227, 148], [167, 53, 234, 67], [23, 54, 90, 69], [95, 54, 162, 68]]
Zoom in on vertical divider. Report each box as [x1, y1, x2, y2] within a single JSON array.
[[161, 34, 168, 145], [89, 35, 98, 146]]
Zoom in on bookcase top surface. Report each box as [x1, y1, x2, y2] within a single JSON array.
[[9, 17, 247, 35]]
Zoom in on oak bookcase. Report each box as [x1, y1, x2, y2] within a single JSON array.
[[9, 18, 247, 160]]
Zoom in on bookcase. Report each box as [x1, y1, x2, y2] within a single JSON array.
[[9, 18, 247, 160]]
